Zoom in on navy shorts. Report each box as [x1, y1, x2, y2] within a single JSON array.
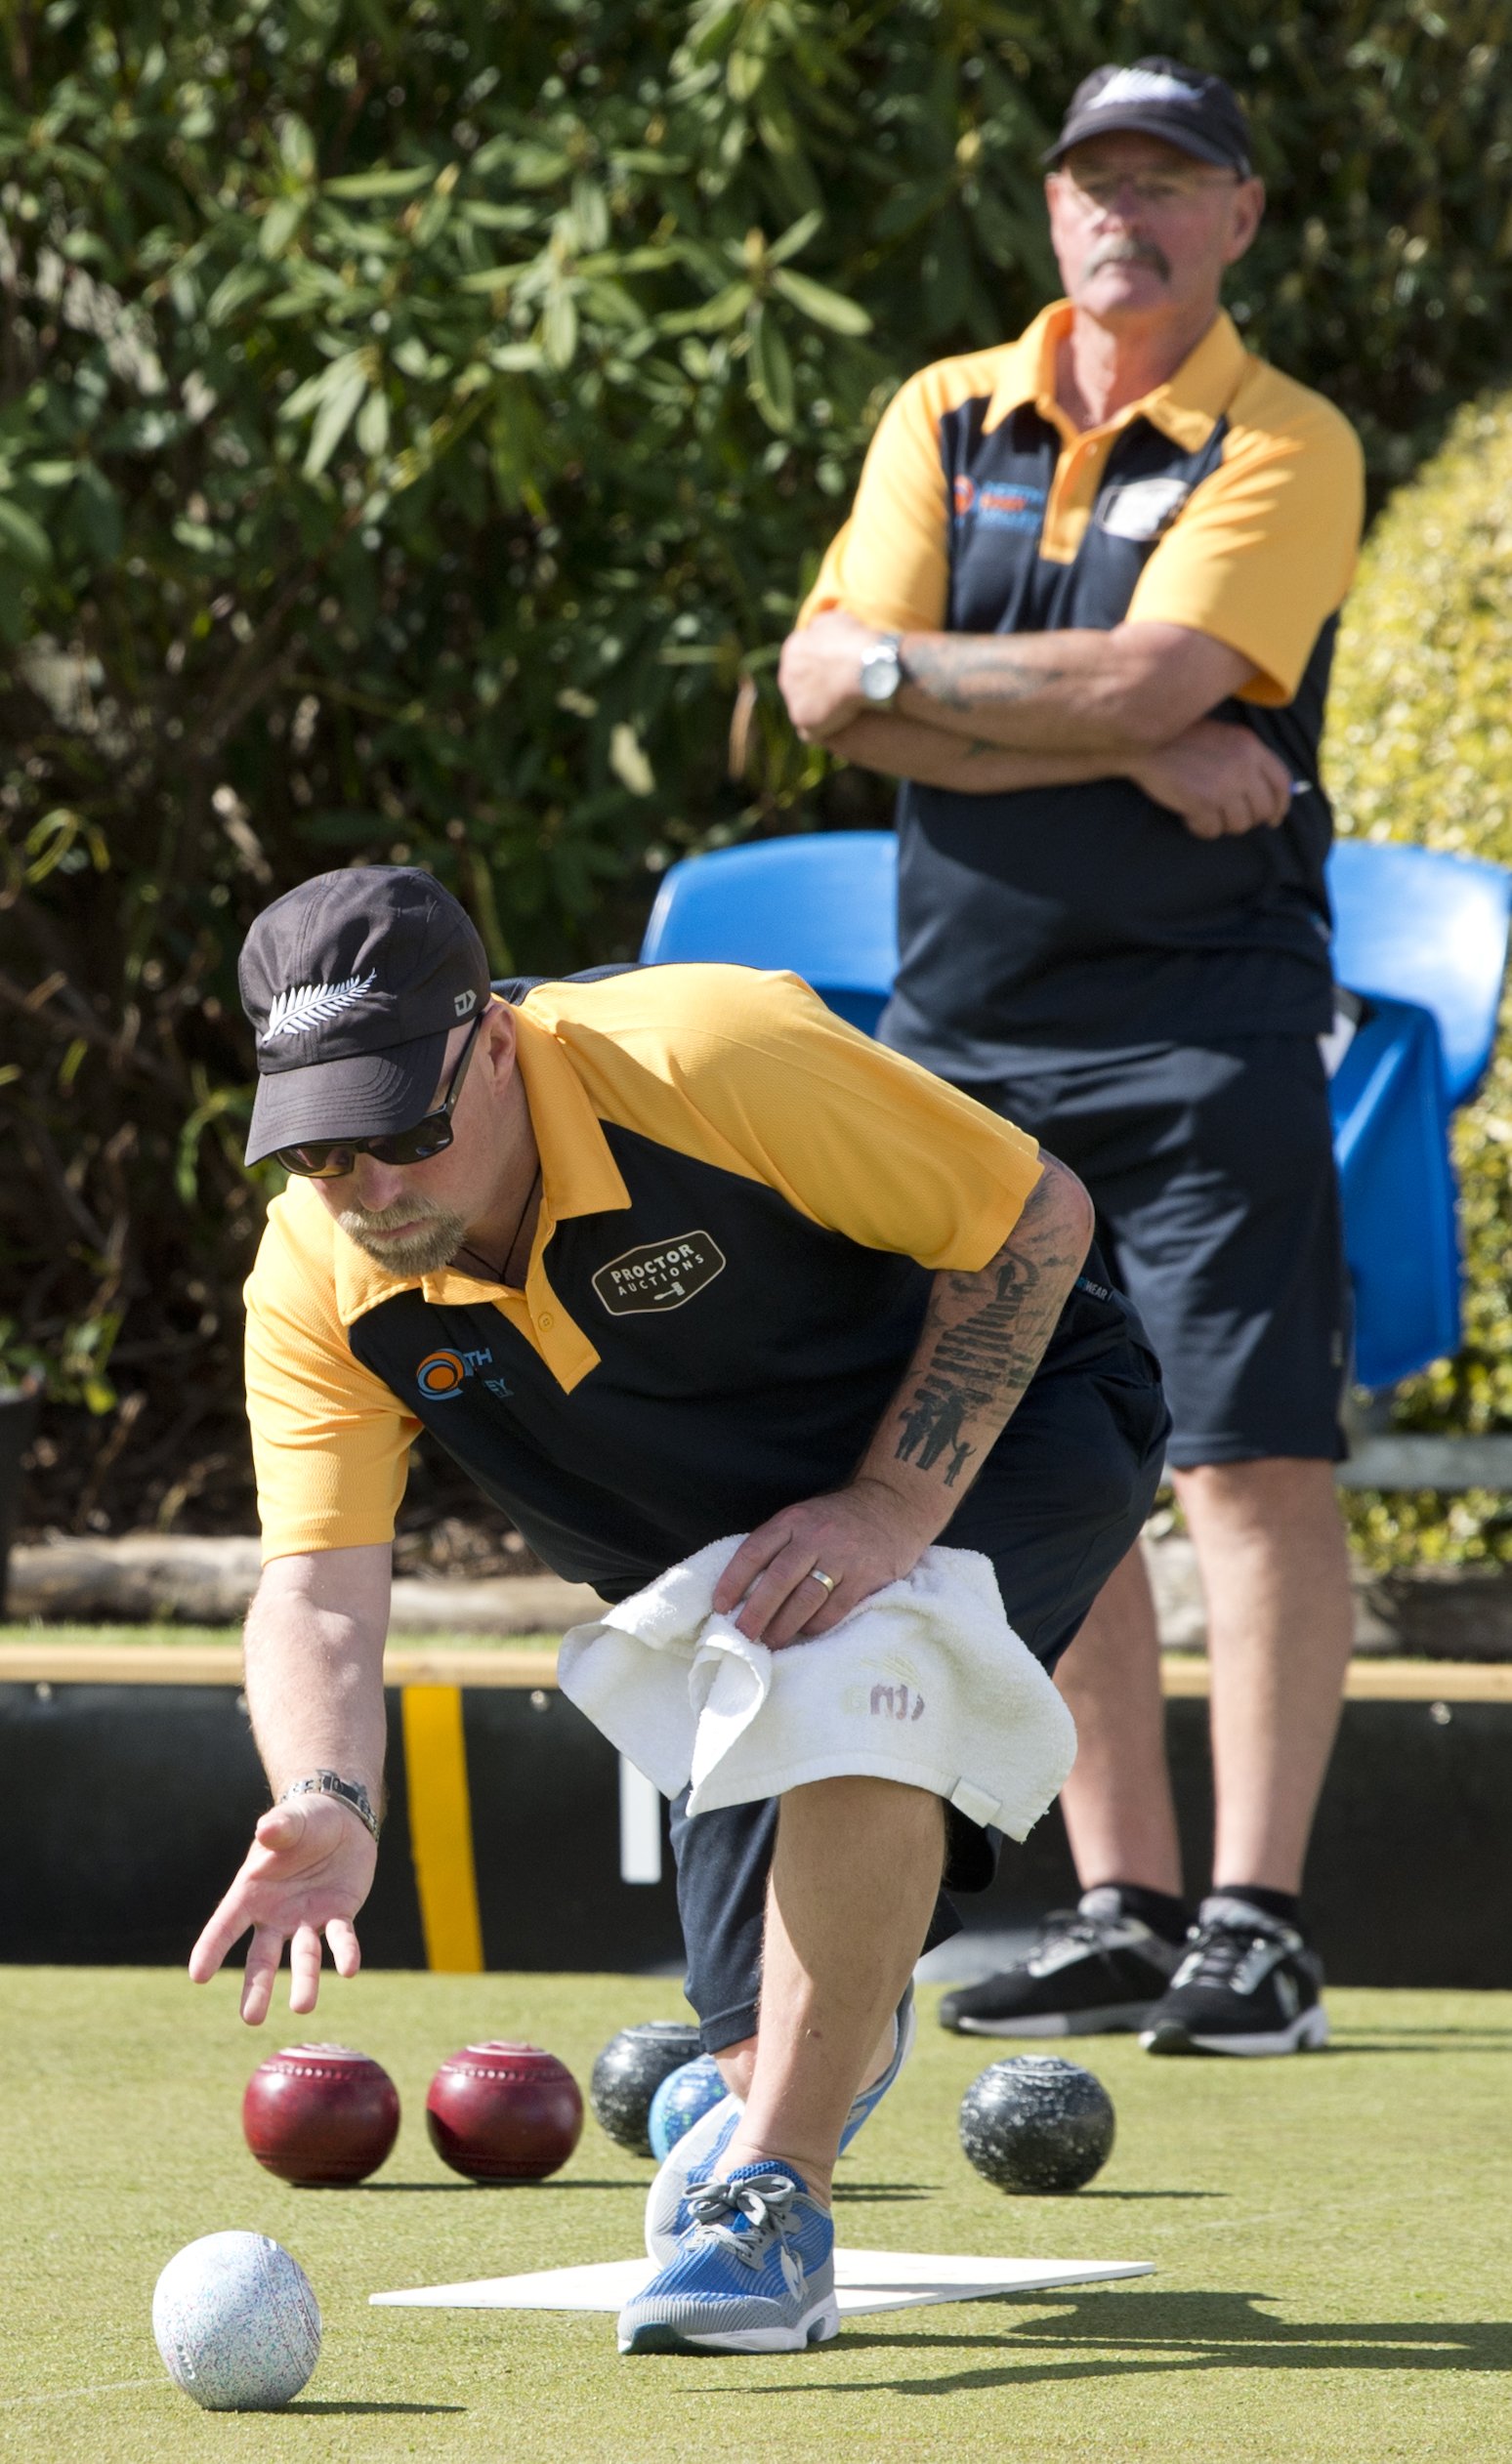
[[960, 1037, 1351, 1472], [669, 1268, 1169, 2052]]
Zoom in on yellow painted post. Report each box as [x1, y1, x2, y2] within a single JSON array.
[[400, 1684, 484, 1973]]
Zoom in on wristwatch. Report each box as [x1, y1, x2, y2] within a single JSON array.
[[278, 1769, 381, 1843], [858, 632, 905, 707]]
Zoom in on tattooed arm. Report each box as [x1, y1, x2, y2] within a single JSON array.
[[714, 1153, 1095, 1648], [780, 613, 1293, 833], [779, 606, 1264, 757]]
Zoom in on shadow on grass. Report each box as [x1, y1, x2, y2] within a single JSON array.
[[354, 2179, 643, 2193], [1330, 2034, 1512, 2055], [733, 2289, 1512, 2397], [290, 2401, 468, 2415], [1068, 2190, 1225, 2201], [832, 2184, 935, 2202]]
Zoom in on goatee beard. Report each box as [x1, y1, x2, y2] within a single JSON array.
[[336, 1199, 468, 1275]]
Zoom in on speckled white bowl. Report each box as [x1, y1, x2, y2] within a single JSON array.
[[152, 2231, 321, 2410]]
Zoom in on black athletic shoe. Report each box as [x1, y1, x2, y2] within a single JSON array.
[[937, 1889, 1184, 2038], [1141, 1894, 1329, 2057]]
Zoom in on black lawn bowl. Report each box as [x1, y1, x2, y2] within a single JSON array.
[[590, 2022, 703, 2157], [959, 2054, 1115, 2195]]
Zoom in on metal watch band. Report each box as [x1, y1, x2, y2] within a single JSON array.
[[277, 1769, 381, 1843]]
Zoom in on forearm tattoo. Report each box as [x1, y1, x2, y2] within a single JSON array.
[[904, 635, 1070, 712], [894, 1178, 1082, 1492]]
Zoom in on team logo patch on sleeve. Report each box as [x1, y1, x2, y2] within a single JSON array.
[[416, 1349, 467, 1396], [592, 1232, 727, 1316]]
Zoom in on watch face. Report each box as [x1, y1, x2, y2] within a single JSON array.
[[861, 646, 902, 703]]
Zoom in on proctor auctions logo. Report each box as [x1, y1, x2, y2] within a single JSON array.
[[592, 1231, 727, 1316]]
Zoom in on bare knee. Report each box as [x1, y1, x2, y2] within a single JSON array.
[[1173, 1455, 1338, 1534]]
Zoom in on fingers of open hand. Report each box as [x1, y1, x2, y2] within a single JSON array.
[[288, 1923, 326, 2016], [327, 1919, 362, 1981], [239, 1926, 285, 2027]]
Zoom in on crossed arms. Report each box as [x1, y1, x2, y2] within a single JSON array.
[[778, 609, 1295, 841], [190, 1150, 1093, 2022]]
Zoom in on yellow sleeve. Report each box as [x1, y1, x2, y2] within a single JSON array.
[[799, 367, 952, 634], [543, 966, 1042, 1273], [244, 1186, 418, 1562], [1127, 368, 1365, 705]]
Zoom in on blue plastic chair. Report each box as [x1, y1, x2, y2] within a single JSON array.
[[1325, 840, 1511, 1386], [1325, 994, 1459, 1390], [641, 831, 1509, 1389], [641, 832, 898, 1034], [1326, 837, 1512, 1107]]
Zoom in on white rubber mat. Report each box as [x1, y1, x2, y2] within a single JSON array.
[[372, 2250, 1153, 2317]]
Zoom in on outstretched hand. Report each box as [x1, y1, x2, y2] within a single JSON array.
[[189, 1795, 377, 2027], [712, 1478, 934, 1650]]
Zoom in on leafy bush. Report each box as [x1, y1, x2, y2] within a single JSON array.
[[4, 0, 1512, 1530], [1327, 392, 1512, 1567]]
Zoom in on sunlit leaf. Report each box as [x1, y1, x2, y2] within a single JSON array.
[[771, 267, 872, 334], [0, 497, 53, 574], [748, 305, 795, 432]]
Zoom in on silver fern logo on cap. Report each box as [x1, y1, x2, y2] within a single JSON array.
[[262, 970, 378, 1040]]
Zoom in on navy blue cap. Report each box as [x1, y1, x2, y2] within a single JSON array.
[[1045, 58, 1252, 178], [238, 866, 488, 1165]]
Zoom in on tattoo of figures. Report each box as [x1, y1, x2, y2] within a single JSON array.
[[896, 1388, 976, 1483], [893, 1204, 1081, 1491]]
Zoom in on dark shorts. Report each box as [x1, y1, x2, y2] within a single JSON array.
[[953, 1036, 1351, 1473], [669, 1274, 1169, 2052]]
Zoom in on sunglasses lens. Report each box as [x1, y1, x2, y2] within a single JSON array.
[[276, 1143, 352, 1177], [375, 1120, 451, 1168]]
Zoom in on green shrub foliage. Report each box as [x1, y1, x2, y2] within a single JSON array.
[[3, 0, 1512, 1526], [1328, 393, 1512, 1566]]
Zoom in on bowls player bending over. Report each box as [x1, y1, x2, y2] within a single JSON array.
[[191, 865, 1167, 2357]]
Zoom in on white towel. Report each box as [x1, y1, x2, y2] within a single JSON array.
[[556, 1535, 1076, 1840]]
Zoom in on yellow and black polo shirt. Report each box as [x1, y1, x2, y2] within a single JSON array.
[[245, 965, 1044, 1599], [803, 302, 1365, 1070]]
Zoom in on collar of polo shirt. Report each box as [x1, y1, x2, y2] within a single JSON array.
[[984, 298, 1248, 453], [324, 1001, 633, 1394]]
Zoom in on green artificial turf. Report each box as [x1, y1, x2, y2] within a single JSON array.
[[2, 1970, 1509, 2463]]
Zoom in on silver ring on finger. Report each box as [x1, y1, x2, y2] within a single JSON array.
[[806, 1567, 837, 1596]]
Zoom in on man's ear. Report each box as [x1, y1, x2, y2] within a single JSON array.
[[479, 997, 519, 1088], [1223, 177, 1266, 268]]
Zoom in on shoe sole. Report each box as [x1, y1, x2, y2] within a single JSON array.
[[619, 2295, 840, 2356], [1141, 2006, 1330, 2058], [947, 2002, 1155, 2039]]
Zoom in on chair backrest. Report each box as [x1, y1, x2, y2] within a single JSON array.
[[1326, 838, 1512, 1107], [640, 833, 899, 1031]]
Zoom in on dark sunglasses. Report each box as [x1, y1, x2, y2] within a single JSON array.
[[273, 1009, 484, 1179]]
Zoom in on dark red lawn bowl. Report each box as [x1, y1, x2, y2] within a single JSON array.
[[425, 2041, 584, 2182], [242, 2042, 401, 2186]]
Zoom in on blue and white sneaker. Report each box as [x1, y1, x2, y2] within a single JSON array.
[[618, 2162, 838, 2355], [644, 1984, 916, 2263]]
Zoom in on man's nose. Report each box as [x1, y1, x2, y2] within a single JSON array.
[[347, 1153, 411, 1213]]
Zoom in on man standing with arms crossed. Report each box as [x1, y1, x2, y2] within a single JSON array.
[[780, 59, 1365, 2055], [189, 865, 1165, 2353]]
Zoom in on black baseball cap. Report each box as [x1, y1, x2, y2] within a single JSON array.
[[1044, 58, 1252, 178], [239, 866, 489, 1166]]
